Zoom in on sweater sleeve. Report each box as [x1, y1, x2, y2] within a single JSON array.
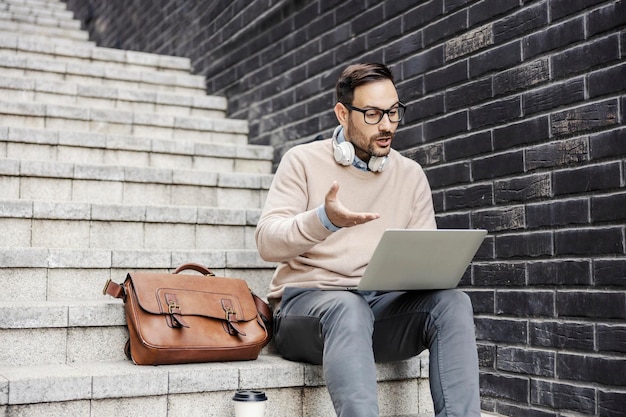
[[255, 148, 333, 262]]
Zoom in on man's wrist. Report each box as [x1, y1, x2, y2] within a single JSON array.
[[316, 204, 341, 232]]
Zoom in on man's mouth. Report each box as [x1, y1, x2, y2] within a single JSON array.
[[375, 136, 392, 147]]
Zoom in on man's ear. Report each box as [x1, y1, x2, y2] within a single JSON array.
[[334, 102, 349, 125]]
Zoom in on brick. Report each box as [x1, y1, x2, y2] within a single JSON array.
[[528, 259, 591, 286], [597, 324, 626, 354], [473, 262, 526, 286], [525, 137, 589, 171], [531, 380, 595, 414], [599, 391, 626, 417], [423, 110, 468, 141], [557, 291, 626, 319], [494, 59, 549, 96], [494, 174, 551, 204], [594, 259, 626, 287], [405, 94, 445, 124], [384, 0, 422, 19], [385, 32, 423, 64], [445, 23, 493, 61], [367, 16, 404, 49], [424, 60, 467, 93], [424, 9, 467, 47], [549, 0, 606, 21], [402, 46, 445, 78], [394, 124, 423, 150], [552, 99, 618, 137], [444, 131, 492, 161], [558, 353, 626, 386], [588, 0, 626, 37], [523, 17, 585, 60], [493, 116, 549, 150], [526, 198, 590, 229], [423, 161, 471, 188], [431, 190, 444, 213], [553, 162, 622, 196], [403, 0, 443, 32], [472, 150, 524, 181], [552, 35, 620, 79], [474, 236, 495, 260], [493, 2, 548, 43], [497, 403, 557, 417], [348, 4, 384, 33], [445, 184, 493, 210], [396, 76, 424, 103], [469, 40, 521, 78], [522, 77, 585, 116], [479, 372, 529, 402], [590, 127, 626, 160], [406, 143, 444, 167], [435, 212, 470, 229], [556, 227, 624, 256], [591, 192, 626, 223], [469, 96, 521, 129], [465, 289, 495, 314], [589, 62, 626, 98], [496, 290, 555, 317], [472, 206, 525, 232], [498, 347, 555, 377], [496, 232, 553, 259], [446, 78, 492, 111], [529, 320, 595, 350], [469, 0, 518, 26], [477, 343, 496, 368]]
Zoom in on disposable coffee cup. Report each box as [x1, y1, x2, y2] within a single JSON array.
[[232, 390, 267, 417]]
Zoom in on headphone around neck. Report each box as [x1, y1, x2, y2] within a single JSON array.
[[331, 126, 388, 172]]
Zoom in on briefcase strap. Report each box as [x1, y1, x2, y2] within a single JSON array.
[[103, 278, 125, 300]]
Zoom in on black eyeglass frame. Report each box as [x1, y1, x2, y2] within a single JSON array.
[[341, 102, 407, 125]]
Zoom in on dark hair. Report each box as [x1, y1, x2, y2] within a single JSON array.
[[335, 63, 395, 105]]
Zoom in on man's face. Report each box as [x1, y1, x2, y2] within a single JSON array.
[[343, 79, 400, 162]]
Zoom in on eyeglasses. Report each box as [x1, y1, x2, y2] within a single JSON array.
[[342, 102, 406, 125]]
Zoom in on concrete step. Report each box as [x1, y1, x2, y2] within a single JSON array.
[[0, 199, 261, 251], [0, 75, 225, 118], [0, 28, 92, 48], [0, 33, 193, 75], [0, 14, 87, 40], [0, 53, 205, 94], [0, 158, 272, 208], [0, 354, 432, 417], [0, 127, 272, 174], [2, 0, 69, 12], [0, 99, 248, 142], [0, 247, 274, 302], [0, 6, 79, 29]]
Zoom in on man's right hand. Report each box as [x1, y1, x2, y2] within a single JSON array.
[[324, 181, 380, 228]]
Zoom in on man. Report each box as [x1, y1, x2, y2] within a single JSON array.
[[255, 63, 481, 417]]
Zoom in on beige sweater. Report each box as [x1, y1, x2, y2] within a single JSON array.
[[255, 138, 437, 301]]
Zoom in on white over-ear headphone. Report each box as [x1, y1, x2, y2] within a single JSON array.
[[331, 126, 388, 172]]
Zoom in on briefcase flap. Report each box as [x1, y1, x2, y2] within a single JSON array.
[[126, 272, 258, 322]]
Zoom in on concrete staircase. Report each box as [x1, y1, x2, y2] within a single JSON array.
[[0, 0, 435, 416]]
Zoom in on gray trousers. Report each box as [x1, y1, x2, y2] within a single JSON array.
[[273, 288, 481, 417]]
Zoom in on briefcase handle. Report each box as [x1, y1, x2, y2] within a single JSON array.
[[174, 263, 216, 276]]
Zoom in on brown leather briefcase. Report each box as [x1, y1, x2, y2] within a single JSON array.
[[103, 263, 272, 365]]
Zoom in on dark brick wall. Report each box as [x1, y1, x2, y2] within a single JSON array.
[[64, 0, 626, 415]]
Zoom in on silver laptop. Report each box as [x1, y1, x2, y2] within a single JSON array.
[[357, 229, 487, 291]]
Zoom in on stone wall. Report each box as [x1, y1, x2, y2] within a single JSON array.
[[64, 0, 626, 415]]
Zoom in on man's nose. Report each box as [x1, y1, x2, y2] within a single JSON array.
[[378, 113, 393, 130]]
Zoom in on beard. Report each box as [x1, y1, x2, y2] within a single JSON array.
[[345, 117, 395, 159]]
